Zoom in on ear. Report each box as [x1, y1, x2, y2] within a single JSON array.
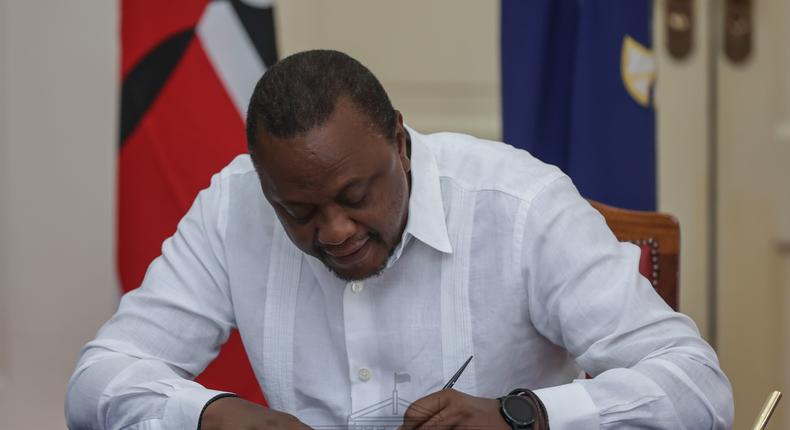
[[394, 111, 411, 173]]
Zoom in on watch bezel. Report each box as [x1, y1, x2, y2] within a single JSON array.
[[500, 394, 536, 427]]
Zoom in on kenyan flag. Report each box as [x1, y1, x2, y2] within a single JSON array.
[[118, 0, 277, 405]]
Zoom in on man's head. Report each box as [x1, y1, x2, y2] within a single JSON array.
[[246, 50, 411, 281]]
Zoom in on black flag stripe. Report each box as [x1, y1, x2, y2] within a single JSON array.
[[229, 0, 279, 68], [120, 29, 195, 144]]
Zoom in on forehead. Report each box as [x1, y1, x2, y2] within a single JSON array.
[[255, 98, 392, 199]]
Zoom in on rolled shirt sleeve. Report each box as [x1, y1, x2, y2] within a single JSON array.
[[66, 171, 236, 429], [521, 176, 734, 429]]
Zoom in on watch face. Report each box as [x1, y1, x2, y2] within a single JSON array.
[[503, 396, 536, 426]]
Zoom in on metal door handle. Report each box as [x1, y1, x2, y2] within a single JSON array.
[[666, 0, 693, 60], [724, 0, 753, 63]]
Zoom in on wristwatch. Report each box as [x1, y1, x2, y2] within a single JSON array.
[[499, 388, 547, 430]]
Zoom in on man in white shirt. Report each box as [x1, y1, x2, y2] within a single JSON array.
[[66, 50, 733, 430]]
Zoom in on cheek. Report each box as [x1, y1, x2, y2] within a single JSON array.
[[290, 228, 314, 250], [277, 217, 316, 253], [375, 172, 410, 239]]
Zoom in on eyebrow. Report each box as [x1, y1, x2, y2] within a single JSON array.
[[280, 177, 369, 207]]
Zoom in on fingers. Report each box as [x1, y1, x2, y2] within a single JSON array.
[[400, 390, 450, 430], [401, 389, 475, 430], [399, 390, 507, 430], [412, 405, 467, 430]]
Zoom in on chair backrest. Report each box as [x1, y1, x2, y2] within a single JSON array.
[[588, 200, 680, 310]]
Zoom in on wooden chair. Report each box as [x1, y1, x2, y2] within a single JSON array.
[[588, 200, 680, 310]]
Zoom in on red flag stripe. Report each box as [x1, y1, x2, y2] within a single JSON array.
[[119, 10, 266, 404], [121, 0, 209, 78]]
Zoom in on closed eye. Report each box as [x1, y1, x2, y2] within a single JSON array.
[[278, 203, 315, 224], [343, 193, 367, 208], [290, 212, 314, 224]]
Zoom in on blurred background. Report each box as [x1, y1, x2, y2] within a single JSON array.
[[0, 0, 788, 428]]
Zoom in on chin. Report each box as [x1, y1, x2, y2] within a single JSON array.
[[323, 247, 389, 282], [326, 259, 386, 282]]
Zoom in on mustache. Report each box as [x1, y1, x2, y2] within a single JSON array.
[[317, 231, 398, 282], [314, 231, 385, 257]]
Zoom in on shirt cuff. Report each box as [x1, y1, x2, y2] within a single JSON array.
[[163, 387, 235, 429], [534, 382, 599, 429]]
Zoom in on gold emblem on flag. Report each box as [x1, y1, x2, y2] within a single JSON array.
[[621, 35, 656, 107]]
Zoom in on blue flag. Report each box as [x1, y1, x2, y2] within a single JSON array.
[[501, 0, 656, 210]]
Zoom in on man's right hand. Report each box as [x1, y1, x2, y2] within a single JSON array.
[[200, 396, 313, 430]]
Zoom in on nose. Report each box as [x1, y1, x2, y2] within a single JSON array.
[[316, 204, 356, 246]]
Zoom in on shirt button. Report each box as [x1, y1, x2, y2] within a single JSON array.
[[349, 281, 364, 294], [358, 368, 372, 381]]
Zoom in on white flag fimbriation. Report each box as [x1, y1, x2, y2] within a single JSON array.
[[197, 1, 267, 120]]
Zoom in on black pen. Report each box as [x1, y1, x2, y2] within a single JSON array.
[[442, 355, 473, 390]]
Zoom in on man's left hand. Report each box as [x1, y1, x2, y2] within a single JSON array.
[[398, 389, 525, 430]]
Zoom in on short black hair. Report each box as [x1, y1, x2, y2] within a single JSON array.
[[245, 50, 397, 152]]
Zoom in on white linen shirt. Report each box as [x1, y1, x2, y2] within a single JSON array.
[[66, 128, 733, 429]]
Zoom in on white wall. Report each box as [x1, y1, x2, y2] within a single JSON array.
[[0, 1, 118, 428], [0, 0, 10, 390], [275, 0, 501, 141]]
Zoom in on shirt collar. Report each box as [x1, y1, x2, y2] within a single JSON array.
[[389, 127, 453, 263]]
